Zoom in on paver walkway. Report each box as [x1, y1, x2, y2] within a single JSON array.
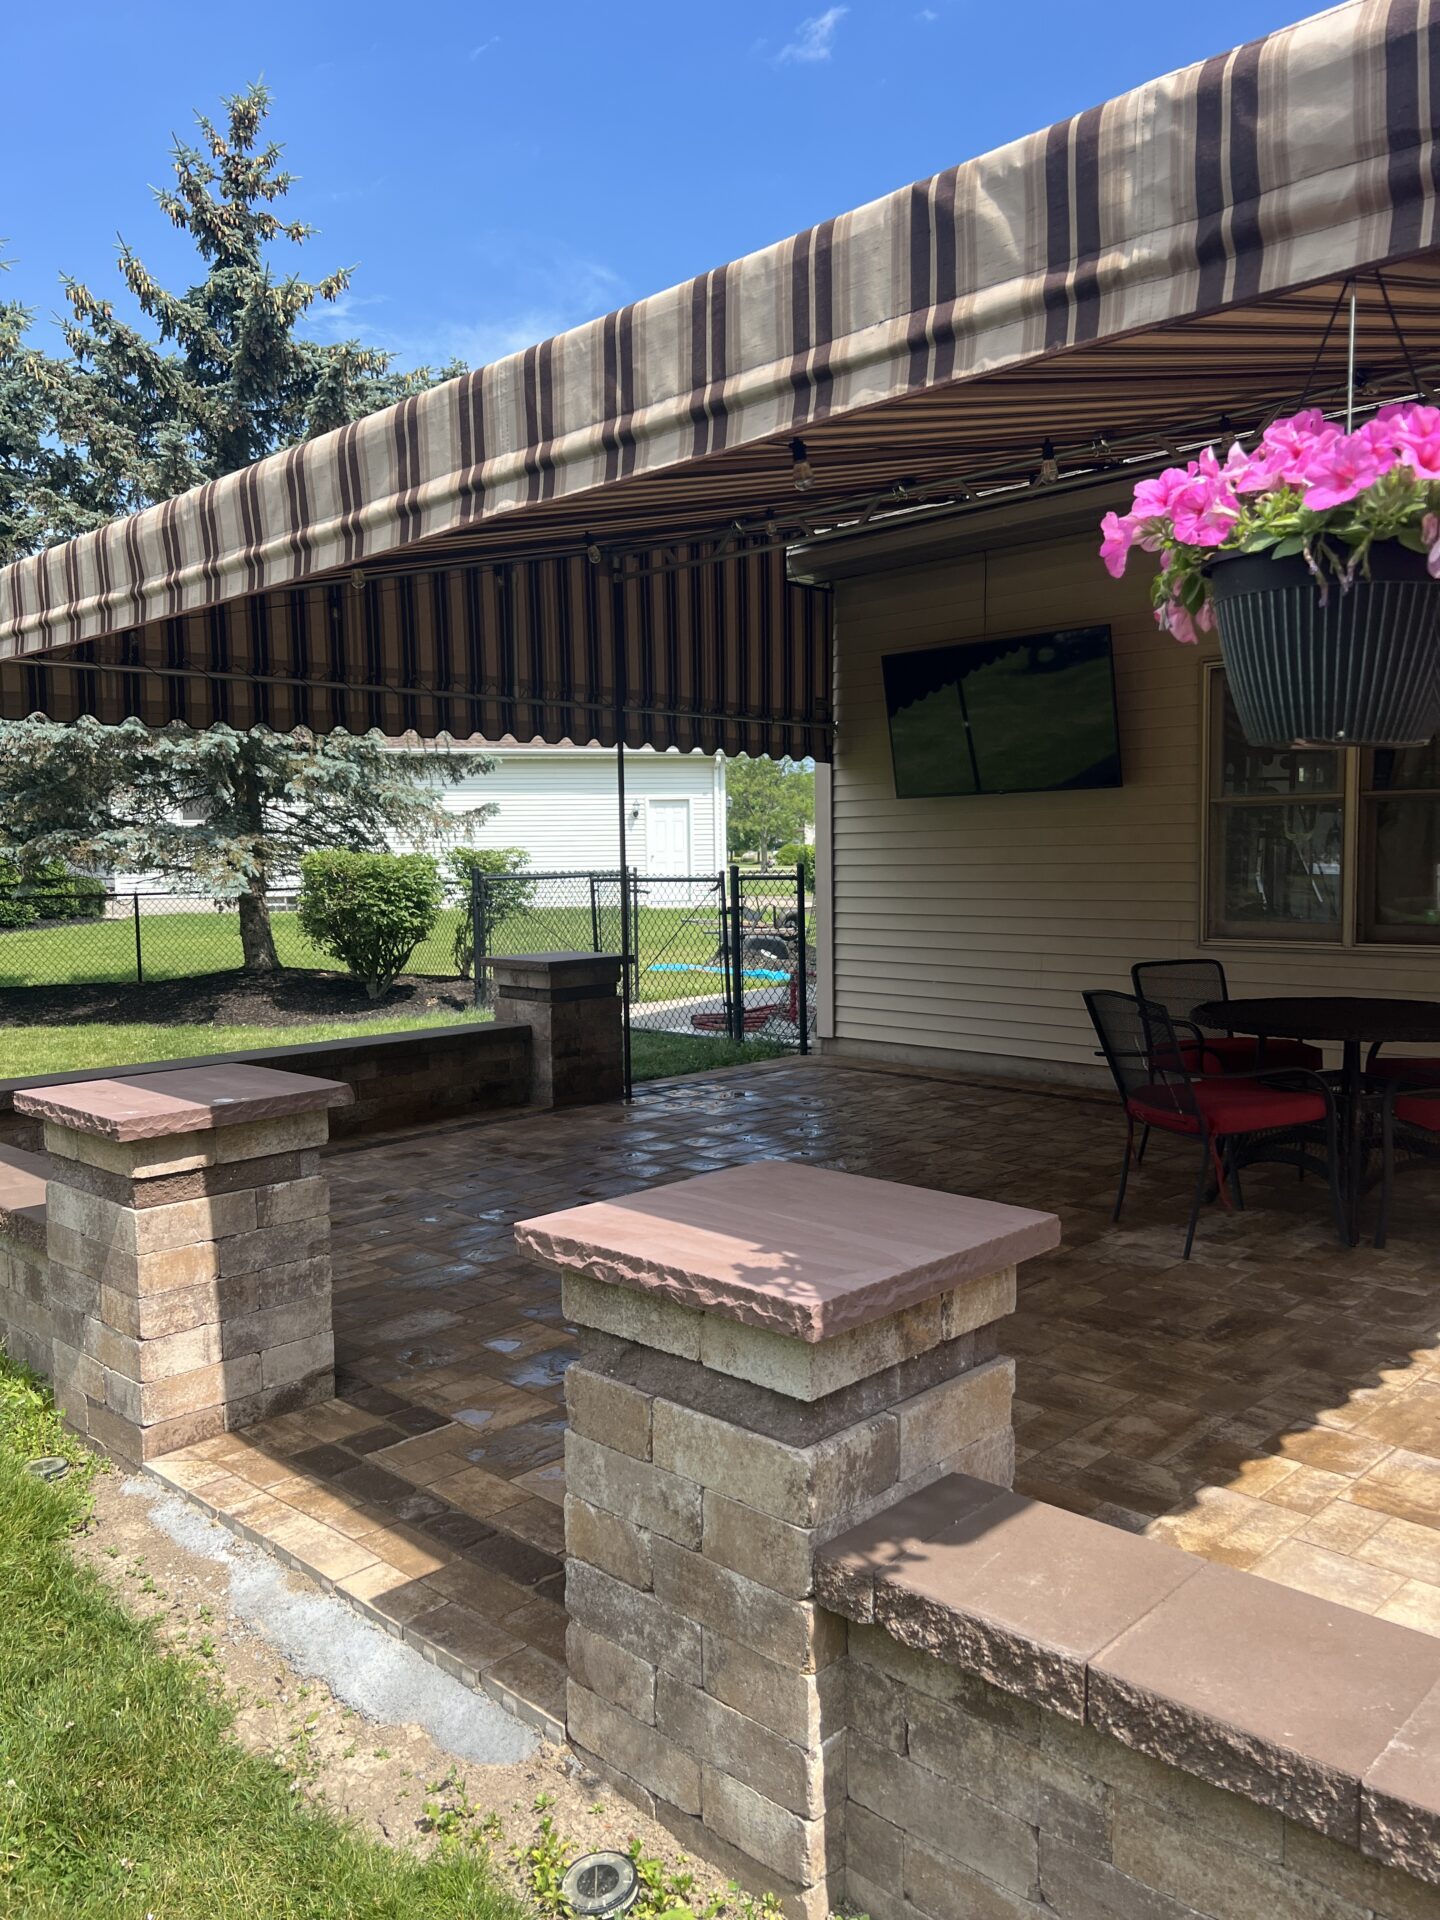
[[152, 1057, 1440, 1737]]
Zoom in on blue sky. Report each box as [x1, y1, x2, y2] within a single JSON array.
[[4, 1, 1308, 371]]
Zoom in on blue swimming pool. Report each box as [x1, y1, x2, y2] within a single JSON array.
[[649, 962, 790, 983]]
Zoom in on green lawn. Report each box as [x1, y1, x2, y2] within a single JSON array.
[[629, 1031, 791, 1080], [0, 1010, 489, 1081], [0, 901, 767, 1009], [0, 1019, 787, 1085], [0, 1361, 528, 1920]]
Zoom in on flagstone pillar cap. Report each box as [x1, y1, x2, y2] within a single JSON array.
[[14, 1063, 353, 1141], [490, 952, 623, 988], [515, 1158, 1058, 1343]]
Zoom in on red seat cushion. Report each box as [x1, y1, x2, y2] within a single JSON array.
[[1128, 1078, 1326, 1138], [1171, 1036, 1323, 1074], [1371, 1055, 1440, 1083], [1396, 1093, 1440, 1132]]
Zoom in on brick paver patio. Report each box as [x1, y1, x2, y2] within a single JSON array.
[[151, 1057, 1440, 1738]]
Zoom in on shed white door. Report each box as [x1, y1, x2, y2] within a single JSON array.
[[647, 798, 692, 875]]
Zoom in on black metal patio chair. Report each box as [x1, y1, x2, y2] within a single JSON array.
[[1374, 1075, 1440, 1249], [1085, 988, 1345, 1260], [1131, 959, 1322, 1075]]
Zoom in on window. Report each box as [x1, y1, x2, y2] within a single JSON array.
[[1362, 741, 1440, 944], [1205, 674, 1344, 942], [1204, 669, 1440, 947]]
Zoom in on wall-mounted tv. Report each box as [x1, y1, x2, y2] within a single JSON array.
[[881, 626, 1123, 798]]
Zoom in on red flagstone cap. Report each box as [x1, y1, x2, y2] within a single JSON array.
[[14, 1063, 353, 1141], [515, 1159, 1059, 1342]]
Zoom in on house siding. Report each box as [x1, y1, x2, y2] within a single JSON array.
[[425, 748, 723, 876], [827, 530, 1440, 1083]]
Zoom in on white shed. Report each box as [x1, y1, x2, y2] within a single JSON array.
[[410, 741, 727, 877]]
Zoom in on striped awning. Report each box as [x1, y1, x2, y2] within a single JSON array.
[[2, 0, 1439, 757], [0, 545, 829, 759]]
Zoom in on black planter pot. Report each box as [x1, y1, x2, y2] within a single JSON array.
[[1206, 540, 1440, 747]]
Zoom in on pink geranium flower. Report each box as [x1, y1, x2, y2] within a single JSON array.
[[1099, 510, 1138, 579], [1256, 408, 1341, 486], [1101, 403, 1440, 644], [1390, 413, 1440, 481], [1130, 467, 1198, 521], [1299, 430, 1389, 510]]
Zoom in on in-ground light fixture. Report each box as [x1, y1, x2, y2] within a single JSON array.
[[561, 1851, 641, 1918], [25, 1456, 70, 1483]]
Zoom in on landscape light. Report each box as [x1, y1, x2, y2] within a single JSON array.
[[560, 1852, 640, 1918]]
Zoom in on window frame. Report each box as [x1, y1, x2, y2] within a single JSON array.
[[1199, 664, 1349, 946], [1199, 660, 1440, 952], [1358, 746, 1440, 946]]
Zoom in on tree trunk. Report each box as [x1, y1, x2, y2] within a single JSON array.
[[238, 879, 279, 974]]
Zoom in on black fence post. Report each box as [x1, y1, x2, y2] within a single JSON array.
[[717, 871, 734, 1041], [132, 893, 144, 986], [795, 860, 809, 1056], [728, 863, 745, 1044], [470, 869, 489, 1009], [589, 875, 601, 954], [619, 864, 634, 1101]]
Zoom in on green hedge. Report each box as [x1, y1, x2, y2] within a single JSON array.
[[0, 858, 108, 930]]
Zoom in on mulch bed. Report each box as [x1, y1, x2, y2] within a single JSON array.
[[0, 968, 474, 1030]]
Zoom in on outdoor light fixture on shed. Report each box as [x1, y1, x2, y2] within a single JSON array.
[[560, 1853, 639, 1918]]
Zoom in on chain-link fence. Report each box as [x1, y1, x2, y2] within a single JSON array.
[[0, 884, 469, 990], [731, 867, 816, 1049], [0, 865, 816, 1079], [470, 864, 814, 1061]]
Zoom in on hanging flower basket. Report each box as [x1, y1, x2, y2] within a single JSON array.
[[1206, 540, 1440, 746], [1099, 405, 1440, 747]]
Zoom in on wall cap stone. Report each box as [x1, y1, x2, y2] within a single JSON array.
[[0, 1143, 50, 1248], [495, 956, 622, 998], [817, 1472, 1440, 1885], [517, 1161, 1058, 1342], [0, 1020, 530, 1107], [16, 1064, 354, 1142]]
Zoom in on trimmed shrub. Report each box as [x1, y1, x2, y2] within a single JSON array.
[[0, 857, 108, 929], [772, 842, 815, 888], [297, 850, 442, 999], [447, 847, 535, 979]]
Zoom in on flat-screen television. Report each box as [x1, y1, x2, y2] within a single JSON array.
[[881, 626, 1123, 798]]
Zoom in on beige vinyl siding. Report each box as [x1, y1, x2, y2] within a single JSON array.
[[829, 530, 1440, 1082]]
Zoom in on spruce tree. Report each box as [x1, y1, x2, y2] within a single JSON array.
[[41, 81, 460, 536]]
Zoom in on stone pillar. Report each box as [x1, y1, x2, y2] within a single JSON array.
[[14, 1063, 353, 1468], [516, 1160, 1060, 1920], [491, 951, 624, 1108]]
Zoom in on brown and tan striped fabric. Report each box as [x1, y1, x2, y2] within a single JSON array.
[[1, 0, 1438, 759], [0, 546, 831, 760]]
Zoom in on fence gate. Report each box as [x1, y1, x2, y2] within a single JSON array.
[[469, 864, 814, 1097]]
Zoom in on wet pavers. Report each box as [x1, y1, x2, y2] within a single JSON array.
[[150, 1057, 1440, 1734]]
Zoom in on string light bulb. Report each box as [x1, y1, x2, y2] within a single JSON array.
[[790, 437, 816, 492], [1038, 438, 1060, 484]]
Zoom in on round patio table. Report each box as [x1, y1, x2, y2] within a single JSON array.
[[1191, 995, 1440, 1244]]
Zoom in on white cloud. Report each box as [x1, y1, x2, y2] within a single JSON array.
[[776, 7, 847, 64], [468, 36, 499, 59], [300, 242, 626, 373], [916, 7, 938, 19]]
